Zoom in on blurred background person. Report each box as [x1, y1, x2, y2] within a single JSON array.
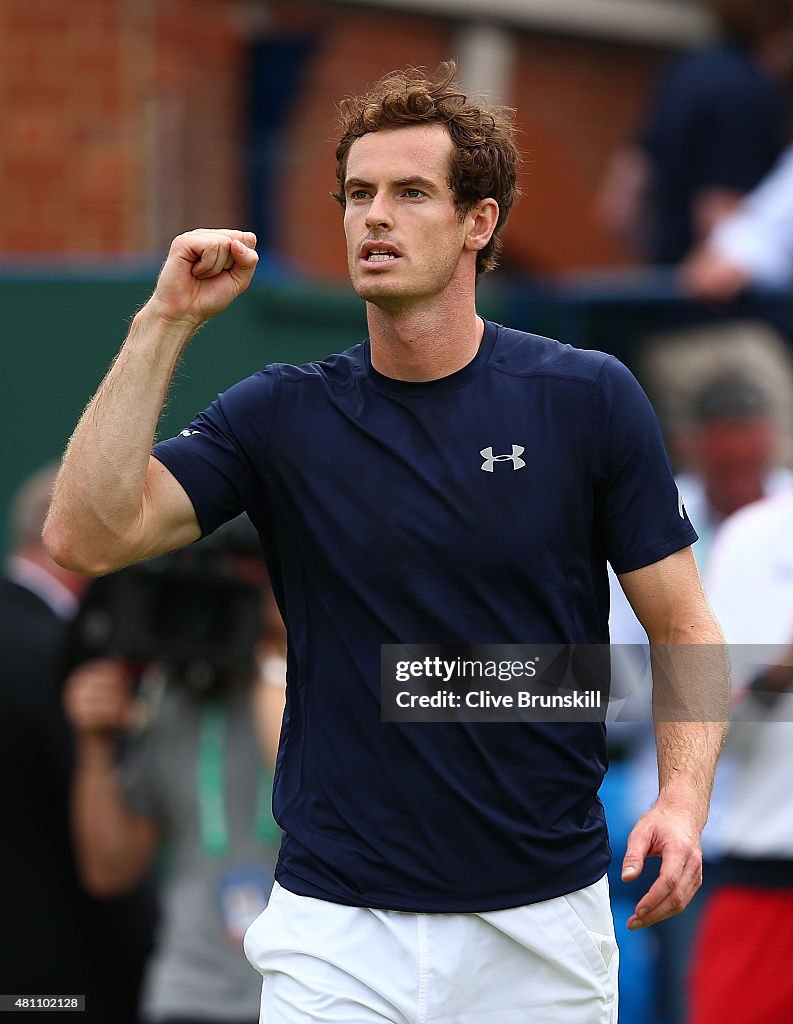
[[597, 0, 793, 266], [683, 144, 793, 303], [672, 372, 792, 561], [62, 520, 286, 1024], [0, 465, 153, 1022], [688, 480, 793, 1024], [606, 367, 793, 1024]]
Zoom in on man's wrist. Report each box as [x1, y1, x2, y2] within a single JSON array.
[[653, 789, 707, 833], [134, 299, 206, 342], [74, 736, 118, 775]]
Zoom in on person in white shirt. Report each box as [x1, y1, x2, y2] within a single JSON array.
[[608, 373, 791, 1024], [687, 484, 793, 1024], [683, 145, 793, 302]]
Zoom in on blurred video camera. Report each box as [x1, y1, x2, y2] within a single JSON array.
[[63, 516, 265, 692]]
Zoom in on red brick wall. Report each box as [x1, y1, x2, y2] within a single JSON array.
[[153, 0, 245, 246], [0, 0, 666, 272], [0, 0, 244, 254], [504, 33, 664, 272]]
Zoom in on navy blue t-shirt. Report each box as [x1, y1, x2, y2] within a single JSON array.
[[639, 44, 788, 265], [153, 321, 696, 912]]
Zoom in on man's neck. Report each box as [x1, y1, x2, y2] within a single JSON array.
[[367, 294, 483, 382]]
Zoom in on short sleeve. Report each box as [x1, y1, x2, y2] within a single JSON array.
[[595, 357, 697, 574], [152, 366, 281, 537]]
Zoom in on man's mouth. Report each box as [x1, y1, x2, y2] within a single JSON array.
[[360, 241, 402, 264]]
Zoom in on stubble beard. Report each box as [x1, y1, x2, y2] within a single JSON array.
[[349, 252, 461, 315]]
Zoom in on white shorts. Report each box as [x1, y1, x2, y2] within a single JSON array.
[[245, 876, 618, 1024]]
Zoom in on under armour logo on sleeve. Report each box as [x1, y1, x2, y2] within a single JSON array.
[[480, 445, 526, 472]]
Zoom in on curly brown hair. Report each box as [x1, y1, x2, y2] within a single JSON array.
[[332, 62, 521, 277]]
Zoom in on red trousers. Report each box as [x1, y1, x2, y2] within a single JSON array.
[[688, 886, 793, 1024]]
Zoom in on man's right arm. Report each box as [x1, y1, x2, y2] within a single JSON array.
[[43, 229, 259, 575]]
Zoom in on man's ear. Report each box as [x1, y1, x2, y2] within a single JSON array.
[[464, 199, 499, 254]]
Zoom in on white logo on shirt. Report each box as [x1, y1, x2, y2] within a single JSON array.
[[480, 445, 526, 472], [180, 429, 200, 437], [678, 491, 686, 519]]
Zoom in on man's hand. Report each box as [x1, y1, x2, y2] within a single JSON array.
[[148, 228, 259, 327], [680, 247, 749, 303], [63, 660, 135, 739], [621, 800, 703, 930]]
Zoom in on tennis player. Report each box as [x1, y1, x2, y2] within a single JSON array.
[[45, 63, 728, 1023]]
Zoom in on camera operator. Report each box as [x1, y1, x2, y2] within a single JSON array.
[[62, 526, 285, 1024]]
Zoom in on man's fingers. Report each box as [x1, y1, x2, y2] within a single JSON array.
[[628, 850, 701, 929], [621, 827, 650, 881], [627, 875, 699, 929], [227, 240, 259, 287], [621, 852, 644, 881], [230, 238, 258, 265], [192, 238, 231, 279], [190, 238, 220, 278], [191, 238, 257, 280], [632, 856, 683, 920], [215, 228, 257, 248], [177, 229, 257, 279]]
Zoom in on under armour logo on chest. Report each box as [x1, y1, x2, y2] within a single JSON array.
[[480, 445, 526, 472]]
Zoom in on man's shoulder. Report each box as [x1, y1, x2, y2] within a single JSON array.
[[488, 322, 614, 386], [214, 342, 366, 414], [229, 328, 617, 398], [272, 341, 366, 389]]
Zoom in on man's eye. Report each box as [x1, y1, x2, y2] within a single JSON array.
[[349, 190, 370, 201], [404, 189, 424, 199]]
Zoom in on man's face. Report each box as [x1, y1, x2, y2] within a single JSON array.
[[342, 124, 471, 310], [691, 418, 775, 517]]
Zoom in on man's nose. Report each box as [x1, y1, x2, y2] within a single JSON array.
[[365, 191, 394, 231]]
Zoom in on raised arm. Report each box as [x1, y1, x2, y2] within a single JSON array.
[[616, 546, 729, 929], [43, 229, 259, 575]]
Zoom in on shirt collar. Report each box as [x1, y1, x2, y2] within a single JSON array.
[[7, 555, 80, 620]]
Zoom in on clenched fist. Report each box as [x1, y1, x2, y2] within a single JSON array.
[[148, 228, 259, 327]]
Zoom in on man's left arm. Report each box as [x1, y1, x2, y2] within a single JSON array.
[[616, 546, 729, 930]]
